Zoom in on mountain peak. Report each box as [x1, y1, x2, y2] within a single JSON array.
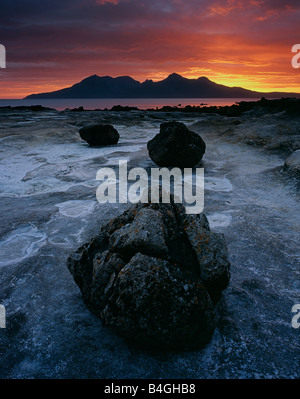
[[84, 74, 100, 80], [115, 75, 140, 83], [197, 76, 210, 81], [79, 74, 103, 84], [165, 73, 185, 81]]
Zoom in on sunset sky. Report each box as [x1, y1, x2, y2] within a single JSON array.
[[0, 0, 299, 98]]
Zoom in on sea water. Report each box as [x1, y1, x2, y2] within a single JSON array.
[[0, 97, 260, 111]]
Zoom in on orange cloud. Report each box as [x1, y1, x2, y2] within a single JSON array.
[[0, 0, 299, 98], [209, 0, 244, 16]]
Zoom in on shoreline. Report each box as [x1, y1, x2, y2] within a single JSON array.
[[0, 96, 299, 115]]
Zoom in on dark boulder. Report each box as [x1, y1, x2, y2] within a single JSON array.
[[79, 124, 119, 146], [147, 121, 206, 167], [67, 198, 230, 350]]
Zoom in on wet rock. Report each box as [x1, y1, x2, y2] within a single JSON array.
[[100, 252, 216, 349], [71, 106, 85, 112], [109, 208, 169, 259], [110, 105, 139, 111], [181, 213, 231, 301], [67, 198, 230, 350], [147, 121, 206, 167], [79, 124, 119, 146], [284, 150, 300, 174]]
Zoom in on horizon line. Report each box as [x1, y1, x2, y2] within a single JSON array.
[[2, 72, 300, 100]]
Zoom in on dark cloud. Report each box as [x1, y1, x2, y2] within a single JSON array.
[[261, 0, 300, 10], [0, 0, 299, 97]]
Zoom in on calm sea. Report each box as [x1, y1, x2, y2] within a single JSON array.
[[0, 98, 260, 111]]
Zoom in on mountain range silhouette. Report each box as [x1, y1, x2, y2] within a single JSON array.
[[25, 73, 300, 99]]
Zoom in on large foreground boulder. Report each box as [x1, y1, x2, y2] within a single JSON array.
[[67, 198, 230, 350], [147, 121, 206, 167], [79, 124, 119, 146]]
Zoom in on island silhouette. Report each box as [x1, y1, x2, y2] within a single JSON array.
[[25, 73, 300, 99]]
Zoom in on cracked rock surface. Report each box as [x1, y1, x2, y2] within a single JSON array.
[[67, 198, 230, 350]]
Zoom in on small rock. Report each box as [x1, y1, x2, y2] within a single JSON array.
[[147, 121, 206, 167], [79, 124, 119, 146]]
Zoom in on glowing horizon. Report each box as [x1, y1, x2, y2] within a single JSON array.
[[0, 0, 299, 99]]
